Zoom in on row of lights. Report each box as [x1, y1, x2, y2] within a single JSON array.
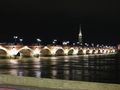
[[13, 36, 23, 44], [13, 36, 42, 45], [13, 36, 114, 48]]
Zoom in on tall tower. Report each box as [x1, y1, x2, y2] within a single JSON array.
[[78, 25, 82, 45]]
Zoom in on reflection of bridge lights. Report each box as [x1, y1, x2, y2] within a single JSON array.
[[33, 59, 41, 68], [50, 57, 58, 60], [64, 59, 69, 62], [51, 70, 57, 78], [9, 69, 18, 76], [35, 71, 41, 78], [18, 71, 23, 76], [51, 61, 57, 65], [9, 60, 18, 64]]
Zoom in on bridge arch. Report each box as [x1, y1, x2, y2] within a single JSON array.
[[40, 47, 52, 56], [78, 49, 84, 55], [86, 49, 90, 54], [55, 49, 64, 56], [17, 46, 33, 57], [92, 49, 96, 54], [98, 49, 102, 54], [68, 48, 75, 55], [0, 46, 8, 57]]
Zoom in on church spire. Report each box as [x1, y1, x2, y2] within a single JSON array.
[[79, 25, 82, 37], [78, 24, 82, 45]]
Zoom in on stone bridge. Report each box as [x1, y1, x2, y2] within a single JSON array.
[[0, 45, 116, 58]]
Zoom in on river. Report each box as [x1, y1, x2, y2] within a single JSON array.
[[0, 54, 119, 84]]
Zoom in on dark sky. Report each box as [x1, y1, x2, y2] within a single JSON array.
[[0, 0, 120, 45]]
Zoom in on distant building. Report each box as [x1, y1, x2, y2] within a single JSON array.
[[78, 25, 83, 45], [117, 44, 120, 50]]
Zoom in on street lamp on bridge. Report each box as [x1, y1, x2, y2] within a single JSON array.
[[13, 36, 18, 45], [36, 38, 41, 45], [62, 41, 69, 46], [52, 39, 57, 45], [73, 43, 75, 46], [19, 38, 23, 45]]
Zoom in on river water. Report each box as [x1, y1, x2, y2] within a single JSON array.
[[0, 54, 120, 84]]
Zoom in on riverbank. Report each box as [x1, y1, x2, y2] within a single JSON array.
[[0, 75, 120, 90]]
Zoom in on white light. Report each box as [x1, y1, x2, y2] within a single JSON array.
[[13, 36, 18, 39], [83, 49, 86, 54], [54, 39, 57, 42], [97, 44, 99, 47], [19, 39, 23, 42], [9, 47, 18, 56], [37, 38, 41, 42], [33, 48, 40, 55], [73, 43, 75, 45], [67, 41, 70, 44], [64, 49, 69, 55], [77, 42, 79, 44], [63, 42, 67, 45], [91, 43, 94, 47]]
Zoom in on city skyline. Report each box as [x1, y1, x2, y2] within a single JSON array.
[[0, 24, 119, 46]]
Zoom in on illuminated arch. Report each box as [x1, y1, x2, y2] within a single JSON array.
[[78, 49, 84, 55], [0, 46, 8, 57], [92, 50, 96, 54], [102, 49, 106, 54], [86, 49, 90, 54], [55, 49, 64, 56], [106, 50, 109, 54], [40, 46, 52, 56], [98, 49, 102, 54], [111, 49, 115, 53], [0, 46, 8, 54], [68, 48, 75, 55], [17, 46, 33, 57]]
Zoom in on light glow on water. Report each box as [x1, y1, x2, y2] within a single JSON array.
[[0, 54, 119, 84]]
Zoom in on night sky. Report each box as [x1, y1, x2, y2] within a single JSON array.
[[0, 1, 120, 45]]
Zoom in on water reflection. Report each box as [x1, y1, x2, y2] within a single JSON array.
[[0, 54, 119, 84]]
